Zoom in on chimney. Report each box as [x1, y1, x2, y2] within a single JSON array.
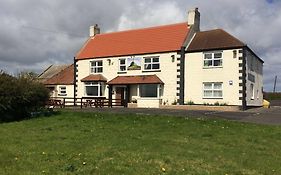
[[89, 24, 100, 37], [187, 8, 200, 31]]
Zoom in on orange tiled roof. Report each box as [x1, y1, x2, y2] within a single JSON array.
[[81, 74, 107, 82], [44, 64, 74, 85], [76, 22, 189, 60], [108, 75, 164, 85]]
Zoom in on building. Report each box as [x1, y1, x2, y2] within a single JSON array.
[[74, 8, 263, 109], [38, 64, 74, 98]]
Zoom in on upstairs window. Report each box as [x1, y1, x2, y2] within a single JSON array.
[[90, 60, 103, 73], [58, 86, 67, 96], [203, 82, 223, 98], [119, 59, 127, 72], [144, 57, 160, 71], [203, 52, 222, 68]]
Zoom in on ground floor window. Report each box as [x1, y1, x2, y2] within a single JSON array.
[[58, 86, 67, 96], [203, 82, 223, 98], [139, 84, 159, 98], [85, 82, 105, 97]]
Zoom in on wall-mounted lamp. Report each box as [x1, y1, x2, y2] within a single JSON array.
[[171, 55, 175, 62], [107, 59, 111, 65]]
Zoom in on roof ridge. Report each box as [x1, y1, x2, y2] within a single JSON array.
[[96, 22, 188, 37]]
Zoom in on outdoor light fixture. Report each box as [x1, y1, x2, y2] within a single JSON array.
[[171, 55, 175, 62], [107, 59, 111, 65]]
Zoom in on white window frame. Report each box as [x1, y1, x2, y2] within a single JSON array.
[[203, 82, 223, 99], [118, 58, 127, 72], [250, 83, 254, 100], [84, 82, 105, 97], [203, 51, 223, 68], [90, 60, 103, 73], [58, 86, 67, 96], [143, 57, 160, 71]]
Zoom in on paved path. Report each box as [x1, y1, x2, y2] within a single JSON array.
[[69, 106, 281, 126]]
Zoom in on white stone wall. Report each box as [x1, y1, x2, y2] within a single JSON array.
[[185, 49, 242, 105], [76, 52, 178, 105]]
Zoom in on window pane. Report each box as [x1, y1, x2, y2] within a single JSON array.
[[97, 61, 102, 66], [152, 63, 159, 69], [120, 66, 126, 71], [204, 53, 212, 59], [214, 53, 222, 58], [144, 58, 151, 63], [120, 59, 125, 64], [86, 86, 98, 96], [152, 57, 159, 62], [213, 83, 222, 89], [214, 60, 222, 66], [213, 90, 222, 97], [98, 67, 103, 72], [204, 83, 212, 90], [204, 60, 212, 67], [204, 90, 213, 97], [144, 64, 151, 70], [140, 84, 158, 97]]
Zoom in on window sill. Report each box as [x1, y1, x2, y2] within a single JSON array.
[[58, 94, 67, 96], [142, 70, 161, 73], [203, 66, 223, 69], [202, 97, 223, 99], [117, 71, 127, 74]]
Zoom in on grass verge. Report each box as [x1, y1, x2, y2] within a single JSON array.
[[0, 111, 280, 174]]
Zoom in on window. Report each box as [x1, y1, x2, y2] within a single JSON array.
[[144, 57, 160, 70], [250, 84, 254, 100], [59, 86, 66, 96], [85, 82, 105, 97], [90, 61, 103, 73], [203, 52, 222, 67], [119, 59, 126, 72], [203, 82, 223, 98], [139, 84, 158, 98]]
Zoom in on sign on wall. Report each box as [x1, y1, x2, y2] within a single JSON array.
[[127, 57, 141, 70]]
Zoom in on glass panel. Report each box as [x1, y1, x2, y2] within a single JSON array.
[[213, 90, 222, 97], [152, 57, 159, 62], [214, 52, 222, 58], [144, 58, 151, 63], [204, 60, 212, 67], [204, 90, 213, 97], [140, 84, 158, 97], [120, 66, 126, 71], [204, 83, 212, 90], [97, 61, 102, 66], [86, 86, 98, 96], [213, 83, 222, 89], [204, 53, 212, 59], [152, 63, 159, 70], [120, 59, 125, 64], [214, 60, 222, 66], [144, 64, 151, 70]]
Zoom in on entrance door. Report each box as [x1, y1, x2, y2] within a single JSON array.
[[115, 87, 125, 106]]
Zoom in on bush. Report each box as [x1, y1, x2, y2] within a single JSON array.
[[0, 71, 50, 122]]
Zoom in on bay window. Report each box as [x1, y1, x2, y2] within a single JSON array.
[[85, 82, 105, 97], [139, 84, 159, 98]]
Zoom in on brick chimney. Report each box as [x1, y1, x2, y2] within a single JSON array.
[[187, 8, 200, 31], [89, 24, 100, 37]]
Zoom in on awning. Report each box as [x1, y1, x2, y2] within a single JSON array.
[[108, 75, 164, 85], [81, 74, 107, 82]]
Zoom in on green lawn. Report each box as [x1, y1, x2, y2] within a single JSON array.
[[0, 111, 280, 175]]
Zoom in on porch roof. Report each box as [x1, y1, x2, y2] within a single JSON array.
[[81, 74, 107, 82], [108, 75, 164, 85]]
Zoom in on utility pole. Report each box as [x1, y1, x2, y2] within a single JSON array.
[[273, 75, 277, 93]]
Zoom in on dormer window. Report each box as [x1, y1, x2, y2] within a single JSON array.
[[203, 52, 223, 68]]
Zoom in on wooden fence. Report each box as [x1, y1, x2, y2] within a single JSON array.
[[47, 97, 127, 108]]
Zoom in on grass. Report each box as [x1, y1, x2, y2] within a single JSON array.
[[0, 111, 281, 175]]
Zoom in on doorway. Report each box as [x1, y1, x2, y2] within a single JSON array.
[[115, 87, 125, 105]]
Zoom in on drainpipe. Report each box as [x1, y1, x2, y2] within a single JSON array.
[[73, 57, 77, 106]]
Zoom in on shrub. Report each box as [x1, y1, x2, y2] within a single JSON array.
[[186, 100, 195, 105], [0, 71, 50, 122]]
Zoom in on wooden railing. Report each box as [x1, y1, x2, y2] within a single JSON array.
[[47, 97, 127, 108]]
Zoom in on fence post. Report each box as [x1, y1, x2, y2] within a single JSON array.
[[63, 98, 66, 108], [80, 98, 83, 109]]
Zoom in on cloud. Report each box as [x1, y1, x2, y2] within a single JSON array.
[[0, 0, 280, 91]]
